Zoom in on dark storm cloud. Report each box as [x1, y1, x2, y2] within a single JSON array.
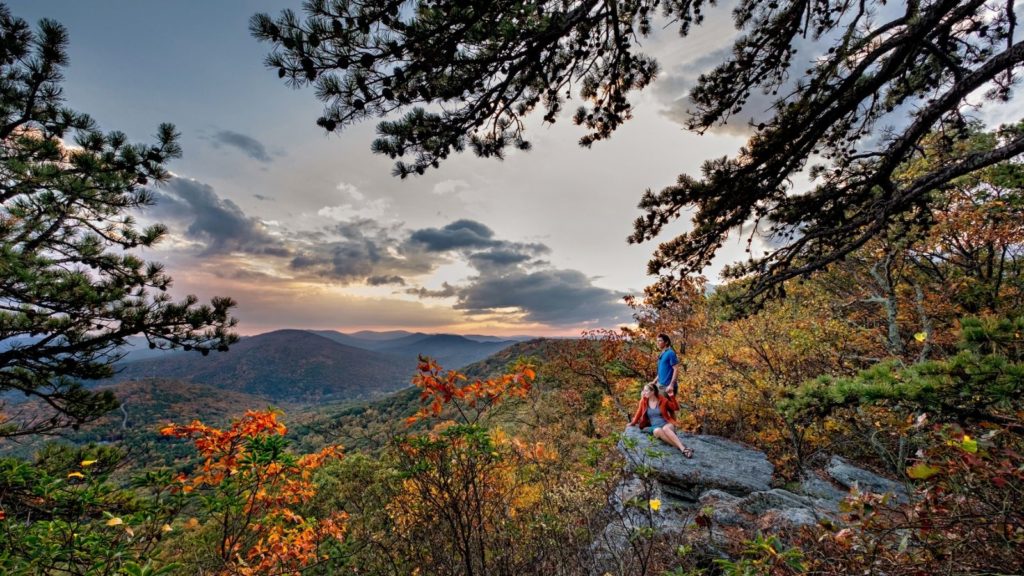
[[209, 130, 274, 163], [406, 236, 625, 326], [455, 269, 626, 325], [405, 220, 550, 263], [408, 219, 501, 251], [150, 177, 289, 257], [468, 249, 534, 268]]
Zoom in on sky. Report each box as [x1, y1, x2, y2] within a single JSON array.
[[13, 1, 1019, 336]]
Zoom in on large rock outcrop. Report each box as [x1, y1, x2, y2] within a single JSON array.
[[594, 427, 914, 573], [617, 427, 774, 503]]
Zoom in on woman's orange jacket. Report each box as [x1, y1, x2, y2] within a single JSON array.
[[629, 394, 679, 428]]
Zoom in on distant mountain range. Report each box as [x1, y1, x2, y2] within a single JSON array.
[[339, 330, 535, 344], [309, 330, 522, 369], [1, 337, 564, 463], [109, 329, 524, 404], [112, 330, 414, 403]]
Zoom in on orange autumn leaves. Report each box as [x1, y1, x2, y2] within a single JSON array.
[[160, 410, 346, 575], [405, 355, 536, 425]]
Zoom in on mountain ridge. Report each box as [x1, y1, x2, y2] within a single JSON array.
[[110, 329, 416, 403]]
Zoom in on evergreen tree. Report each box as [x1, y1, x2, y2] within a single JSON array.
[[0, 5, 237, 437], [781, 316, 1024, 429], [252, 0, 1024, 300]]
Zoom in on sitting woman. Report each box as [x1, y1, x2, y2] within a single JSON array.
[[629, 383, 693, 458]]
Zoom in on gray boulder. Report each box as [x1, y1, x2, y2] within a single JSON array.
[[696, 488, 831, 532], [738, 489, 831, 529], [800, 470, 849, 510], [618, 427, 773, 503], [825, 456, 909, 503]]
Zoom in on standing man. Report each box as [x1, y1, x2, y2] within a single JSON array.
[[651, 333, 680, 398]]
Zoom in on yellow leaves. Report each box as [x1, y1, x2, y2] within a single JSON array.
[[946, 434, 979, 453], [961, 434, 978, 453], [491, 428, 509, 445], [185, 517, 200, 530], [907, 462, 942, 480], [66, 471, 85, 479], [649, 498, 662, 512], [79, 459, 97, 467], [914, 331, 928, 342], [161, 523, 173, 533], [105, 517, 123, 527]]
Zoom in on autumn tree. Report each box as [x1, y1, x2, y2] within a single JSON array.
[[546, 330, 648, 423], [160, 410, 348, 575], [379, 358, 617, 575], [252, 0, 1024, 299], [0, 5, 237, 437], [2, 410, 349, 574], [905, 124, 1024, 316], [793, 123, 1024, 365]]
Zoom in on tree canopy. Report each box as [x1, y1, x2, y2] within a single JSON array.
[[252, 0, 1024, 300], [0, 5, 237, 437]]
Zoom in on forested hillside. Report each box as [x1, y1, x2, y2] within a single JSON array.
[[112, 330, 414, 402]]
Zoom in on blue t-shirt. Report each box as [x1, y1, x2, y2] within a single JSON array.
[[657, 348, 679, 388]]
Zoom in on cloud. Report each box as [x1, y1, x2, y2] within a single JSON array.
[[148, 192, 627, 328], [150, 177, 289, 257], [408, 219, 500, 251], [649, 5, 909, 138], [209, 130, 275, 163], [454, 269, 627, 325], [288, 237, 384, 281], [288, 218, 439, 283], [652, 45, 781, 137], [406, 220, 550, 259], [404, 227, 625, 326], [166, 267, 466, 333], [367, 274, 406, 286], [432, 179, 470, 195], [467, 249, 534, 271], [317, 182, 391, 220], [405, 282, 458, 298], [253, 193, 274, 201]]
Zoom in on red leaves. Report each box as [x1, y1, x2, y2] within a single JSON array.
[[406, 356, 536, 425]]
